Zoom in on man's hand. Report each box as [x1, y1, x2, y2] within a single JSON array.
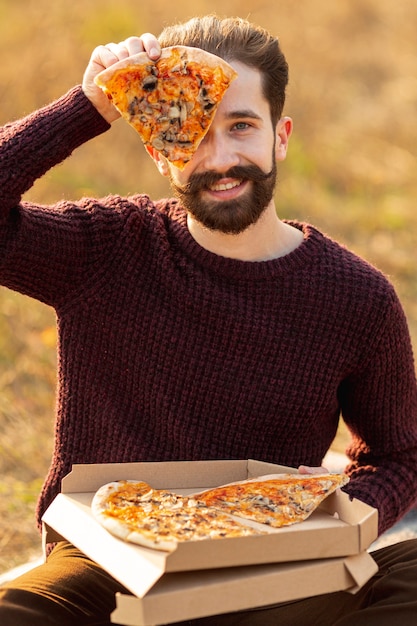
[[82, 34, 161, 123]]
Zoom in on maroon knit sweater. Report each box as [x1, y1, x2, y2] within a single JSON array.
[[1, 87, 417, 536]]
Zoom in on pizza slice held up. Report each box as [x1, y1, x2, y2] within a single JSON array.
[[94, 46, 237, 169]]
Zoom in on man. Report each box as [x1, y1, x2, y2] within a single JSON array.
[[0, 15, 417, 626]]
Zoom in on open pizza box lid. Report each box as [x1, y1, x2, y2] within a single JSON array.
[[42, 459, 378, 623]]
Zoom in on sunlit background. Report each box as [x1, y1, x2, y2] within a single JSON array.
[[0, 0, 416, 572]]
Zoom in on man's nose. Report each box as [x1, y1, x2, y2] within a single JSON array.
[[197, 129, 240, 172]]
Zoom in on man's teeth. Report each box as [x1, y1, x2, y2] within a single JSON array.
[[210, 180, 242, 192]]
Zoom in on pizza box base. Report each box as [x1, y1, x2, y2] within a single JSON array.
[[42, 460, 378, 609], [111, 552, 378, 625]]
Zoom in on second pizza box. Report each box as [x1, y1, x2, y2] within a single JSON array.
[[110, 552, 377, 625], [42, 459, 378, 601]]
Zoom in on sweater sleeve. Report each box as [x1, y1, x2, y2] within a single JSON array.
[[340, 287, 417, 535], [0, 87, 122, 306], [0, 86, 110, 210]]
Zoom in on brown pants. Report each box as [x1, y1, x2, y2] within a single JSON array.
[[1, 539, 417, 625]]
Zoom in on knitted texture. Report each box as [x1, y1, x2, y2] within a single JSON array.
[[1, 87, 417, 536]]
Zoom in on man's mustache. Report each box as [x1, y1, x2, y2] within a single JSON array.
[[177, 165, 276, 196]]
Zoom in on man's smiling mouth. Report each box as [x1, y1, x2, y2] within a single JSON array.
[[208, 179, 243, 192]]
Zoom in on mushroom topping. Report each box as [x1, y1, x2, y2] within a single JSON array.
[[142, 75, 158, 92]]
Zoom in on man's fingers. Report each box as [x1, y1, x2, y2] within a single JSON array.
[[92, 34, 161, 71], [90, 44, 122, 70], [139, 33, 161, 60], [82, 33, 161, 123]]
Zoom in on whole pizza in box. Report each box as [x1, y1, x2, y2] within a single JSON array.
[[92, 473, 349, 552]]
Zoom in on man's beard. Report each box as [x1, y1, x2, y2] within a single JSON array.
[[170, 161, 277, 235]]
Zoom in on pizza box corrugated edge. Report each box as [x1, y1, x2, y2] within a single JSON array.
[[41, 459, 378, 599], [110, 552, 378, 625]]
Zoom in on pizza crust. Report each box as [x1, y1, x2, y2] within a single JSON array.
[[95, 46, 234, 84], [194, 472, 349, 492]]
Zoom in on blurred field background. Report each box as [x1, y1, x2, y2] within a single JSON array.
[[0, 0, 416, 573]]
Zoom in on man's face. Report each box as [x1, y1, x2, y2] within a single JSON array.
[[164, 62, 289, 235]]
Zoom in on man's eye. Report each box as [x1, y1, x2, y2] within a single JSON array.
[[233, 122, 249, 130]]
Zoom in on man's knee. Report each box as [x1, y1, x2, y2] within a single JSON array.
[[0, 543, 126, 625], [0, 587, 62, 626]]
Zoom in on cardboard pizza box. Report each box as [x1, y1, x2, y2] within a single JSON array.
[[42, 460, 379, 624], [111, 552, 377, 625]]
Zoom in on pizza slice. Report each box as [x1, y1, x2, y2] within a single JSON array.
[[94, 46, 237, 169], [194, 473, 350, 528], [91, 480, 263, 552]]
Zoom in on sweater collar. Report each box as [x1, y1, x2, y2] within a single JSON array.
[[162, 201, 324, 281]]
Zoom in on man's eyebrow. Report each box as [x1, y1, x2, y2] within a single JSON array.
[[225, 109, 263, 121]]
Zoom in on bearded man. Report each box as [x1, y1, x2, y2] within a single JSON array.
[[1, 15, 417, 626]]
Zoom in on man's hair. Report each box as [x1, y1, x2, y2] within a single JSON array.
[[158, 15, 289, 125]]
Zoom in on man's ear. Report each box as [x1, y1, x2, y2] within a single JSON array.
[[145, 146, 170, 177], [275, 116, 293, 162]]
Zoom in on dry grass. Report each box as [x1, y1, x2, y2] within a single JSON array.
[[0, 0, 416, 574]]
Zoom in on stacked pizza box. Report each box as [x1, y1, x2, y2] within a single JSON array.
[[42, 459, 378, 626]]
